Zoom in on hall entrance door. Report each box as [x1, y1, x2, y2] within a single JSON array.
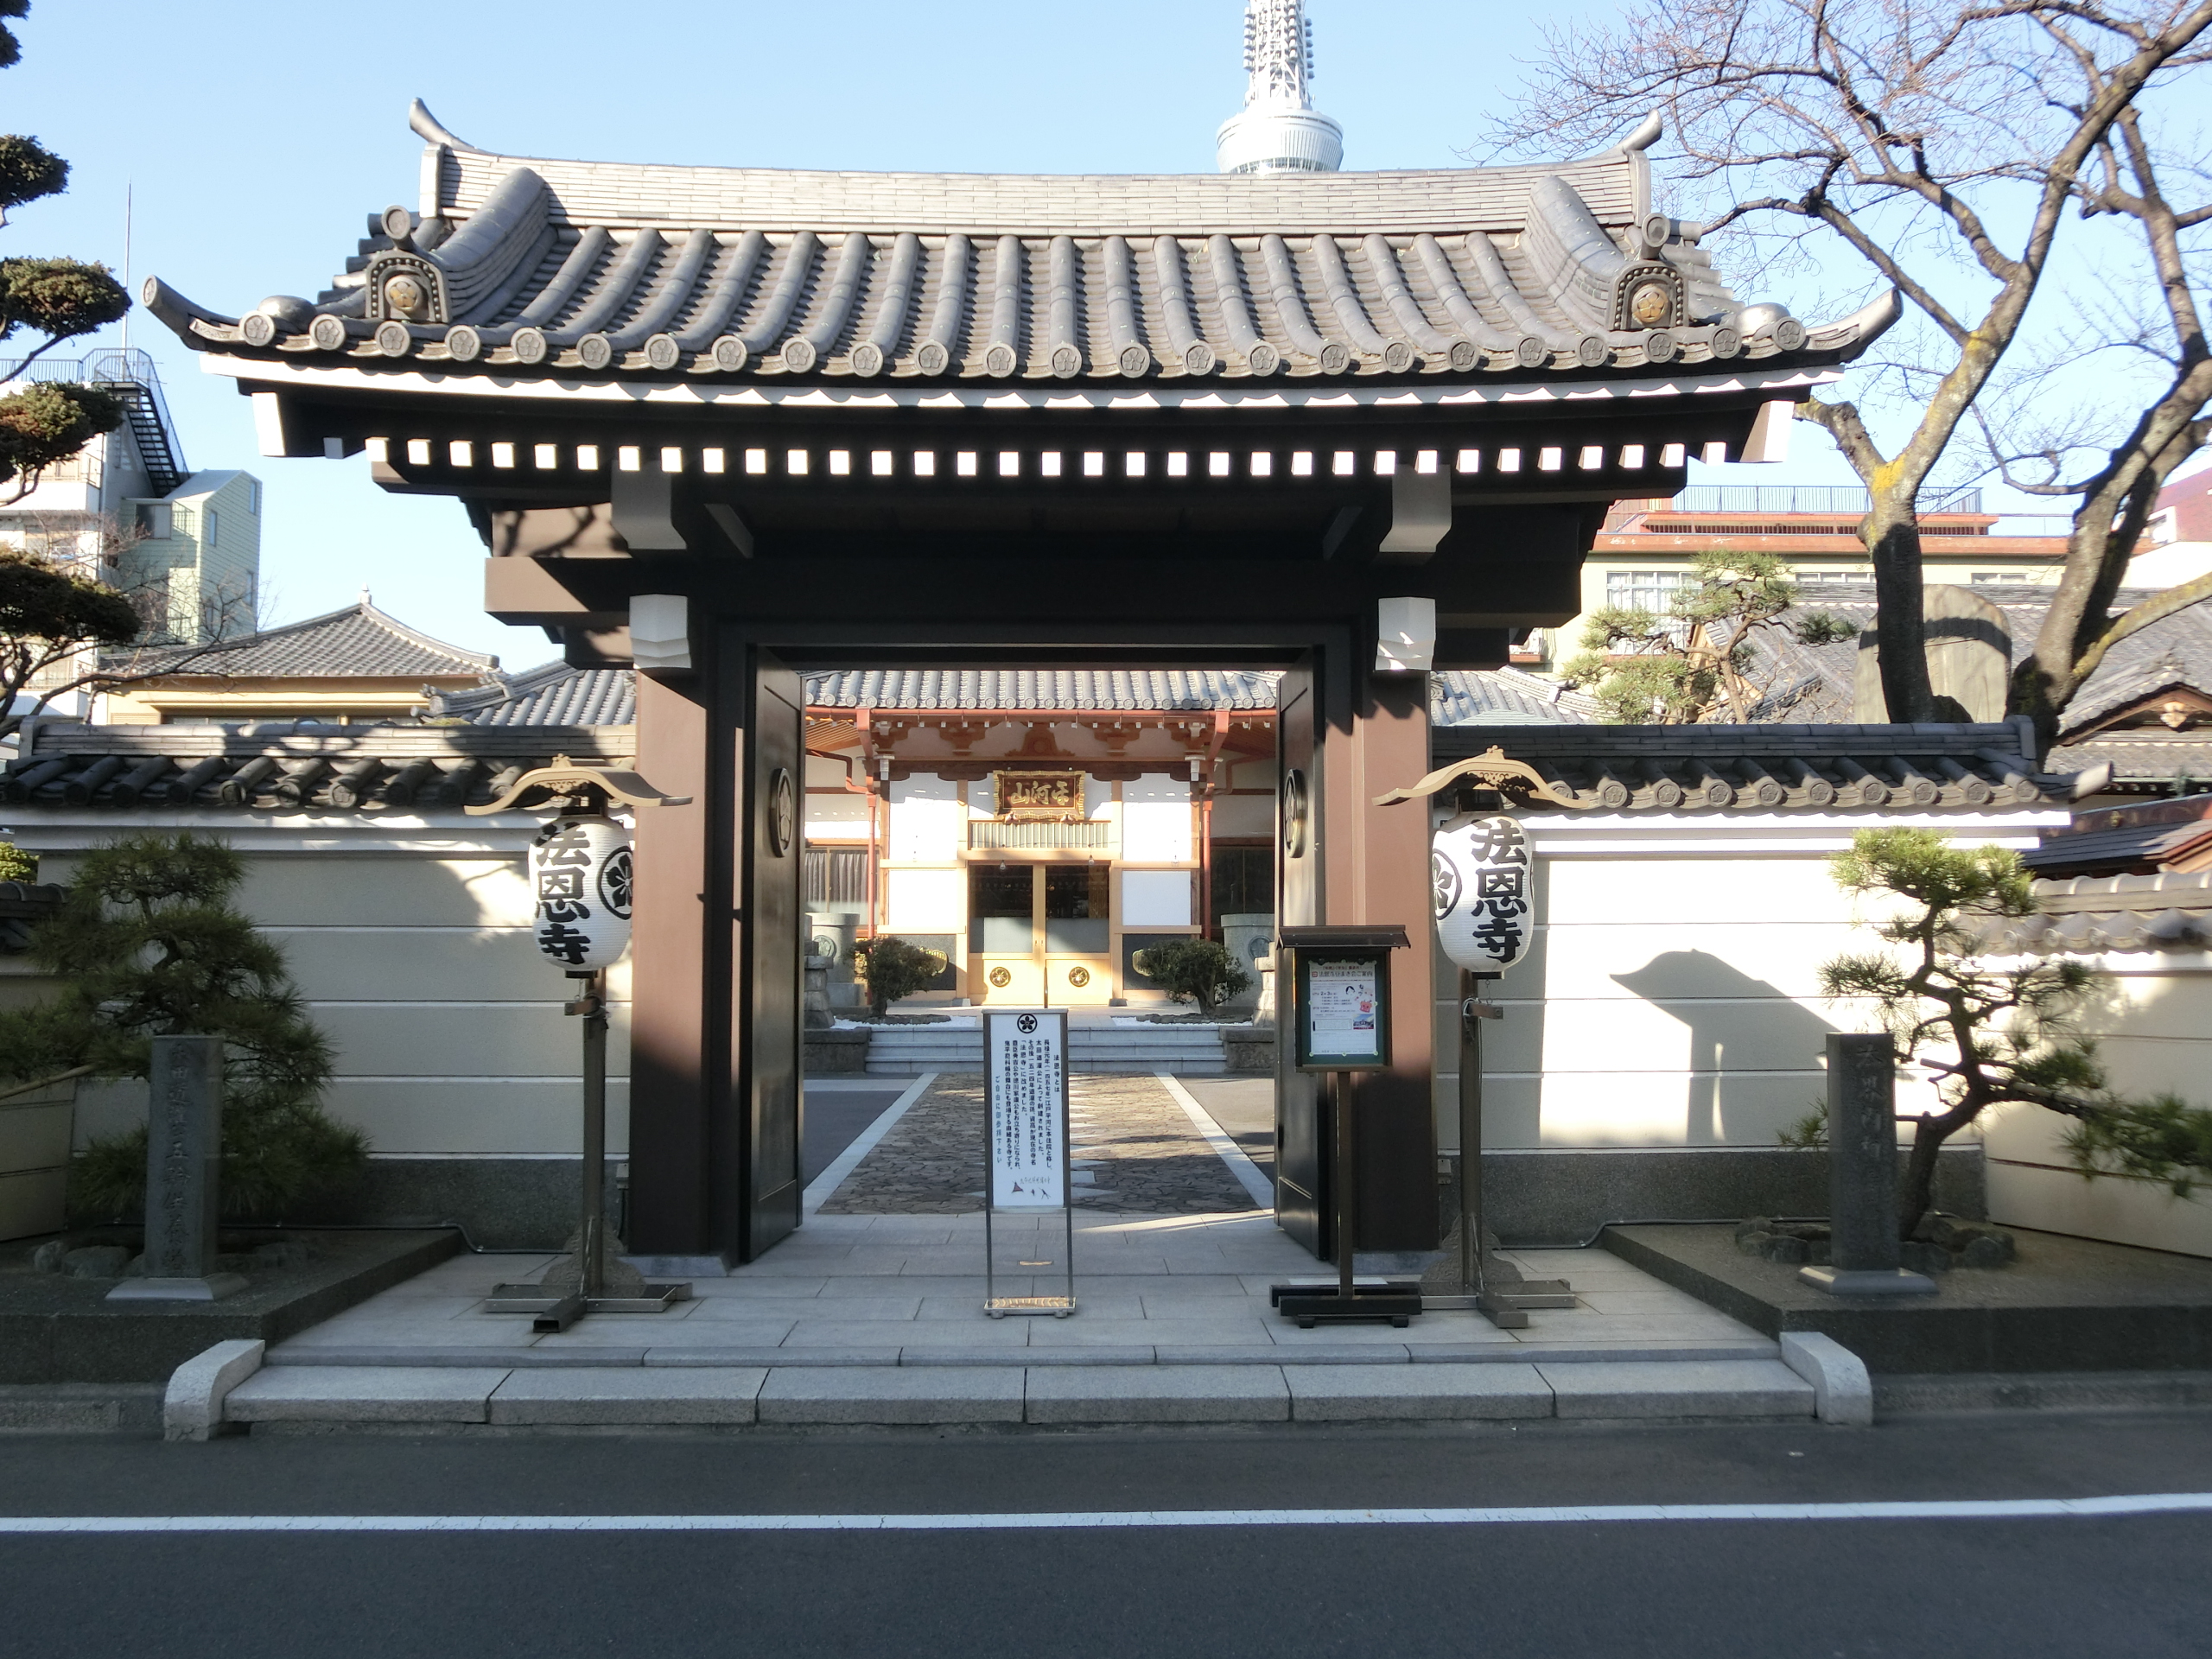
[[969, 861, 1112, 1007]]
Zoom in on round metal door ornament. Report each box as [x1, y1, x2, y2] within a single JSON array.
[[529, 816, 633, 972], [1432, 814, 1535, 974], [767, 767, 796, 856], [988, 966, 1013, 988], [1067, 965, 1091, 988], [1281, 769, 1310, 859]]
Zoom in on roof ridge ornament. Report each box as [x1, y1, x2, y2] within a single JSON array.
[[410, 98, 481, 155]]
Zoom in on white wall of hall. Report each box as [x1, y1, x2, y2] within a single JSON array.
[[1982, 954, 2212, 1258], [6, 821, 630, 1166], [1432, 808, 2061, 1155]]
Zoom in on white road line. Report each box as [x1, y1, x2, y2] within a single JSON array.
[[802, 1071, 937, 1217], [1157, 1072, 1275, 1209], [9, 1495, 2208, 1535]]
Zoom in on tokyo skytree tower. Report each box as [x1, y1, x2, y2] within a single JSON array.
[[1215, 0, 1344, 174]]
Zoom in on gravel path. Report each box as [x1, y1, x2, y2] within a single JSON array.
[[816, 1073, 1259, 1215]]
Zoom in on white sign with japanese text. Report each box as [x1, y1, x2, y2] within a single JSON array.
[[1305, 961, 1382, 1060], [986, 1010, 1068, 1209], [1433, 815, 1535, 974]]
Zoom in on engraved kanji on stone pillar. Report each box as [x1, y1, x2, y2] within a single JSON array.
[[107, 1035, 247, 1303]]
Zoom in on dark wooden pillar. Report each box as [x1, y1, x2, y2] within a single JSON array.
[[628, 668, 727, 1259], [1319, 665, 1439, 1254]]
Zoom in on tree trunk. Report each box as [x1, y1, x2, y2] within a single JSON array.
[[1866, 506, 1935, 723], [1897, 1113, 1952, 1241]]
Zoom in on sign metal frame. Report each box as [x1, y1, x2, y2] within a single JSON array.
[[982, 1007, 1077, 1318]]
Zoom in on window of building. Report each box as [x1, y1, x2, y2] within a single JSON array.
[[205, 508, 219, 549], [1211, 844, 1274, 918], [1971, 572, 2008, 584], [247, 480, 262, 513], [135, 502, 171, 540], [1605, 569, 1688, 613]]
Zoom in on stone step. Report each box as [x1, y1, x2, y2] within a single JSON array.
[[861, 1024, 1232, 1076], [209, 1353, 1816, 1431]]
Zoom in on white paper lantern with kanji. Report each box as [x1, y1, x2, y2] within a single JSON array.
[[529, 816, 634, 971], [1432, 815, 1535, 974]]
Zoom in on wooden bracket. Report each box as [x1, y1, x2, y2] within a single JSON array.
[[1371, 744, 1592, 809]]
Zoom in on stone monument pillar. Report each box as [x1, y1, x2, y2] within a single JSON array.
[[1800, 1033, 1936, 1296], [106, 1035, 246, 1302]]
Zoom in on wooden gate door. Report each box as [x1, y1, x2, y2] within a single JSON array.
[[1273, 661, 1325, 1255], [741, 648, 805, 1259]]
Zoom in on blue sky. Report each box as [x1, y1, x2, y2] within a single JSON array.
[[9, 0, 1875, 664]]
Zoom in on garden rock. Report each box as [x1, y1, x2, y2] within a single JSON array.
[[62, 1245, 130, 1278], [30, 1239, 65, 1273]]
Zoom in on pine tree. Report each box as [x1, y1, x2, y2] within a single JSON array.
[[0, 832, 366, 1219], [0, 3, 130, 500]]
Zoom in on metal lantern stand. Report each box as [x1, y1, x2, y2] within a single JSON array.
[[1417, 968, 1575, 1328], [467, 760, 694, 1332]]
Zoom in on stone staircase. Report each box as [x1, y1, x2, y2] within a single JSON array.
[[861, 1021, 1235, 1076]]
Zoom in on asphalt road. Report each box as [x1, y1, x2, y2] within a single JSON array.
[[6, 1413, 2212, 1656]]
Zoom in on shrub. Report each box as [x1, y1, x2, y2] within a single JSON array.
[[0, 831, 365, 1219], [1132, 938, 1251, 1017], [0, 840, 33, 881], [854, 935, 947, 1016]]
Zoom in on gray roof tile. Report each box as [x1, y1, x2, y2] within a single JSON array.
[[132, 600, 496, 680]]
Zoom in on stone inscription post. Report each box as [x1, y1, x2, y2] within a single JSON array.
[[107, 1035, 246, 1302], [1800, 1033, 1936, 1297]]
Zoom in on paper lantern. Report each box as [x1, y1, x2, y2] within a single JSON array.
[[1432, 814, 1535, 974], [529, 816, 633, 971]]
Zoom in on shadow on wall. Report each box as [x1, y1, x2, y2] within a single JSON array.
[[1611, 950, 1836, 1146]]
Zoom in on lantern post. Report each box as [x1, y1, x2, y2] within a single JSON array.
[[1376, 747, 1592, 1328], [467, 757, 692, 1330]]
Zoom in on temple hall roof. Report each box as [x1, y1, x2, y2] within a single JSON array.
[[146, 102, 1889, 396], [130, 598, 497, 681]]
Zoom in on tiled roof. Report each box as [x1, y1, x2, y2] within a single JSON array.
[[132, 599, 497, 680], [2020, 817, 2212, 874], [0, 880, 64, 953], [146, 102, 1886, 390], [1430, 668, 1603, 726], [433, 662, 636, 726], [0, 722, 629, 814], [802, 668, 1279, 712], [1432, 718, 2050, 813], [1988, 870, 2212, 954]]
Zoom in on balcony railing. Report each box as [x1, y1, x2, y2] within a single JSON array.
[[969, 819, 1111, 850], [1669, 485, 1984, 516]]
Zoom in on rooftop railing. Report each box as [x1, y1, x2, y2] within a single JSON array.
[[1668, 485, 1985, 515], [0, 348, 185, 493]]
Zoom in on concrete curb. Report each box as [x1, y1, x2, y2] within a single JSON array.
[[1780, 1332, 1874, 1427], [163, 1339, 265, 1442]]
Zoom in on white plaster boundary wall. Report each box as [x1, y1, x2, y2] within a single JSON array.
[[1431, 807, 2064, 1153], [1983, 949, 2212, 1258], [9, 813, 624, 1170]]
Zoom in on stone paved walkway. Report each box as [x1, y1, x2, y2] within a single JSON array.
[[816, 1074, 1259, 1216]]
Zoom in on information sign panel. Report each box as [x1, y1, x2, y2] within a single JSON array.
[[985, 1009, 1069, 1208], [1288, 942, 1396, 1072]]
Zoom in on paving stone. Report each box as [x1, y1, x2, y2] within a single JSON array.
[[818, 1074, 1258, 1216], [758, 1365, 1025, 1424], [488, 1368, 766, 1425], [1536, 1359, 1816, 1420], [269, 1346, 648, 1369], [646, 1347, 892, 1368], [1287, 1363, 1555, 1421], [1024, 1363, 1288, 1423], [225, 1366, 511, 1424]]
